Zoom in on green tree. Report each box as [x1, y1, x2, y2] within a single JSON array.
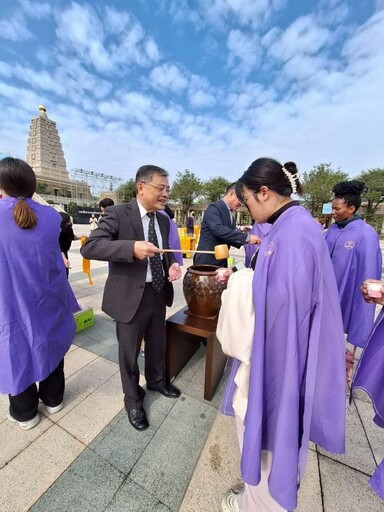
[[302, 163, 349, 216], [170, 169, 202, 217], [67, 201, 78, 216], [36, 182, 49, 194], [202, 176, 231, 203], [357, 168, 384, 232], [116, 179, 136, 202]]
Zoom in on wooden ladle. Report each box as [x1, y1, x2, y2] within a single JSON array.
[[162, 243, 229, 260]]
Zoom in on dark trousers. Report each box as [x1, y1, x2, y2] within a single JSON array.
[[8, 360, 65, 422], [116, 284, 167, 411]]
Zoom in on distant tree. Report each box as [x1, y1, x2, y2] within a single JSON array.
[[202, 177, 231, 203], [357, 168, 384, 232], [67, 201, 77, 216], [170, 170, 202, 217], [36, 182, 49, 194], [357, 168, 384, 219], [301, 163, 349, 216], [116, 179, 136, 202]]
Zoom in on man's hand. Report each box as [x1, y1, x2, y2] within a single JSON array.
[[361, 279, 384, 305], [247, 235, 262, 245], [133, 241, 162, 260], [168, 263, 182, 281]]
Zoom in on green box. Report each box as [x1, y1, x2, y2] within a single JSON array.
[[74, 307, 94, 333]]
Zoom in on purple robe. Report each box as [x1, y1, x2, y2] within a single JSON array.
[[159, 210, 183, 266], [244, 223, 270, 267], [325, 220, 382, 348], [370, 460, 384, 501], [353, 309, 384, 500], [0, 197, 77, 395], [221, 205, 346, 510]]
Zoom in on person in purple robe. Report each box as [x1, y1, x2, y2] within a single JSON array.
[[160, 204, 183, 266], [243, 222, 270, 268], [220, 158, 346, 512], [324, 180, 382, 381], [352, 279, 384, 501], [0, 158, 78, 430]]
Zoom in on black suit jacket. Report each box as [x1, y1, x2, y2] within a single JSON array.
[[194, 199, 247, 266], [81, 199, 177, 323]]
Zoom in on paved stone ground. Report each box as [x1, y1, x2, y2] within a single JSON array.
[[0, 228, 383, 511]]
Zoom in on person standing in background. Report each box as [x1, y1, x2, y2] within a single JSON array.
[[59, 212, 83, 277], [89, 212, 99, 231], [99, 197, 115, 214], [160, 204, 183, 266], [325, 180, 382, 382], [195, 183, 260, 267], [186, 209, 195, 236]]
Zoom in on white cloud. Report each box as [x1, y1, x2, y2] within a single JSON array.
[[165, 0, 204, 28], [149, 63, 189, 93], [0, 57, 112, 105], [0, 12, 32, 41], [265, 15, 331, 63], [104, 6, 131, 34], [188, 90, 216, 108], [342, 10, 384, 60], [145, 39, 160, 62], [55, 2, 160, 73], [197, 0, 287, 28], [227, 29, 261, 75], [18, 0, 52, 19]]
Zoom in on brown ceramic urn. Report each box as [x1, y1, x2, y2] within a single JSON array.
[[183, 265, 226, 318]]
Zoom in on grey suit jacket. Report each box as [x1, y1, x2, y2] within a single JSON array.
[[81, 199, 177, 323]]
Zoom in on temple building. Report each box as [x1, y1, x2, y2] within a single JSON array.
[[26, 105, 93, 205]]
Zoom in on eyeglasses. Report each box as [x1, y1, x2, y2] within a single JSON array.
[[141, 182, 171, 194]]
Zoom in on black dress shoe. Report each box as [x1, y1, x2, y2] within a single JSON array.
[[147, 382, 181, 398], [127, 408, 149, 431]]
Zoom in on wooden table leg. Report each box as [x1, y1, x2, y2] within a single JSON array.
[[165, 323, 201, 383]]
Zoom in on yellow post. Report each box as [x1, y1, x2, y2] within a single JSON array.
[[80, 236, 94, 285]]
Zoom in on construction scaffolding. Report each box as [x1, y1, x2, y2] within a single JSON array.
[[70, 168, 123, 197]]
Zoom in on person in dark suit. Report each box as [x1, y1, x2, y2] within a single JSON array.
[[81, 165, 182, 431], [194, 183, 260, 267], [186, 209, 195, 236]]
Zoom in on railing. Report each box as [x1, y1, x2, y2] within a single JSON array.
[[36, 194, 94, 206]]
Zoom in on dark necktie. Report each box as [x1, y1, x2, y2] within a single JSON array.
[[230, 210, 236, 228], [147, 212, 165, 292]]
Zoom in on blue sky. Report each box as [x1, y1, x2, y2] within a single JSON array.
[[0, 0, 383, 183]]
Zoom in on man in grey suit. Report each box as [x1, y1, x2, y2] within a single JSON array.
[[194, 183, 260, 267], [81, 165, 182, 431]]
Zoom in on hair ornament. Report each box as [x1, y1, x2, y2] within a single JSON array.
[[17, 196, 26, 201], [281, 167, 300, 194]]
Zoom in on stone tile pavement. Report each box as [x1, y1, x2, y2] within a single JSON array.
[[1, 231, 383, 511]]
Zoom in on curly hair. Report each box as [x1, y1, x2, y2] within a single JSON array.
[[332, 180, 366, 212]]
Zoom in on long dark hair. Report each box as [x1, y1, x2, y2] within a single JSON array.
[[59, 212, 72, 231], [0, 157, 37, 229], [235, 158, 303, 203], [332, 180, 366, 213]]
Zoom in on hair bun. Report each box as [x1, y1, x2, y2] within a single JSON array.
[[333, 180, 366, 196], [283, 161, 298, 175]]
